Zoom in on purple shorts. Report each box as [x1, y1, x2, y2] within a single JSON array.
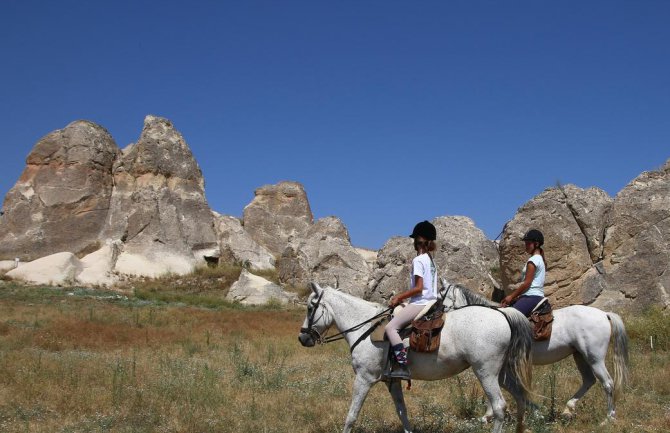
[[511, 295, 543, 317]]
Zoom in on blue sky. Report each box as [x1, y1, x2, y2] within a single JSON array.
[[1, 1, 669, 249]]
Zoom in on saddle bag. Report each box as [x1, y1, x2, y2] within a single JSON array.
[[409, 304, 445, 353], [529, 299, 553, 341]]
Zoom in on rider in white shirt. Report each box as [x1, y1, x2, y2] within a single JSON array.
[[385, 220, 438, 379]]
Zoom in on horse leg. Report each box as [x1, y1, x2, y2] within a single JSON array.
[[473, 370, 507, 433], [342, 374, 374, 433], [386, 380, 412, 433], [481, 400, 493, 424], [562, 352, 596, 419], [590, 359, 616, 423]]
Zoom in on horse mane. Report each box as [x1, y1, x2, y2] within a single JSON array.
[[452, 283, 499, 307]]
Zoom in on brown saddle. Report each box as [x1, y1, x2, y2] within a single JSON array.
[[371, 301, 446, 353], [529, 298, 553, 341]]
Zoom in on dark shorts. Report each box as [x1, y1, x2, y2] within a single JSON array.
[[511, 295, 543, 317]]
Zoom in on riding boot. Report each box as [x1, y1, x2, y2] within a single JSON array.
[[388, 344, 411, 380]]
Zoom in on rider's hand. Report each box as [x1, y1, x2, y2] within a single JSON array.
[[501, 295, 515, 307], [389, 295, 402, 307]]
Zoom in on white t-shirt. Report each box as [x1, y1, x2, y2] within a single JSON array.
[[409, 253, 437, 305], [521, 254, 545, 297]]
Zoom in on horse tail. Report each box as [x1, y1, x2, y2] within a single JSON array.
[[606, 312, 630, 400], [499, 307, 533, 400]]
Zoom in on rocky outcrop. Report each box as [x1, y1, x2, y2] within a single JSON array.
[[0, 121, 119, 261], [213, 212, 275, 271], [5, 252, 82, 285], [101, 115, 218, 276], [242, 181, 313, 256], [276, 217, 370, 296], [499, 187, 598, 304], [598, 160, 670, 310], [77, 241, 121, 287], [0, 261, 17, 274], [365, 236, 414, 303], [226, 269, 297, 305], [500, 166, 670, 311], [366, 216, 499, 302]]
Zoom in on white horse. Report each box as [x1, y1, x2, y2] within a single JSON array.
[[298, 283, 533, 433], [441, 279, 630, 423]]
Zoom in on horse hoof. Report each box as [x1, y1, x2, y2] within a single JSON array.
[[560, 410, 574, 421], [480, 415, 493, 424], [600, 417, 616, 426]]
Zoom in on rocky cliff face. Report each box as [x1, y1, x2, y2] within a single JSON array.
[[241, 183, 370, 295], [599, 160, 670, 310], [243, 181, 313, 257], [1, 116, 668, 311], [101, 115, 218, 276], [501, 161, 670, 311], [276, 216, 371, 296], [0, 121, 119, 261], [213, 212, 275, 271], [366, 216, 499, 303]]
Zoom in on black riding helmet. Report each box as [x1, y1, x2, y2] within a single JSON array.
[[410, 221, 437, 241], [522, 229, 544, 246]]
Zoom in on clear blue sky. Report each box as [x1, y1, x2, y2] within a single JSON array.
[[1, 1, 669, 249]]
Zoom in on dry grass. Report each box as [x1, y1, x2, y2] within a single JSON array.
[[0, 282, 668, 433]]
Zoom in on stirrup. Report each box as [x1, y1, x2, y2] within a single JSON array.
[[387, 362, 411, 380]]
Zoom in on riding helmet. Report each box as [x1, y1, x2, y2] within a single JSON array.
[[522, 229, 544, 246], [410, 221, 437, 241]]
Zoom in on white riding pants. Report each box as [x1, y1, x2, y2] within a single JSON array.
[[385, 303, 425, 347]]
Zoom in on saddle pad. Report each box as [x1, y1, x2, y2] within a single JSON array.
[[370, 317, 390, 342]]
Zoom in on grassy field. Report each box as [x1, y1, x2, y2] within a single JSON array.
[[0, 281, 668, 433]]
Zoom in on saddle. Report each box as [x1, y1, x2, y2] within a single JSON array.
[[529, 298, 553, 341], [371, 300, 446, 353]]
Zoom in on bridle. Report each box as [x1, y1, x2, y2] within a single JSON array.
[[300, 290, 393, 349], [300, 290, 328, 344], [441, 282, 457, 312]]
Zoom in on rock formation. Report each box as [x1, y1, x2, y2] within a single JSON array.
[[77, 240, 122, 286], [242, 181, 313, 256], [366, 216, 499, 302], [226, 269, 297, 305], [5, 252, 82, 286], [276, 216, 370, 296], [0, 121, 119, 261], [1, 115, 668, 313], [213, 212, 275, 271], [499, 187, 601, 304], [501, 162, 670, 312], [101, 115, 218, 276], [599, 160, 670, 310]]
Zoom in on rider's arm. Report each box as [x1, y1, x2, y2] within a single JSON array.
[[390, 276, 423, 307], [501, 262, 535, 307]]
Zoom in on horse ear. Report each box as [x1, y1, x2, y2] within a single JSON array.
[[310, 282, 323, 295]]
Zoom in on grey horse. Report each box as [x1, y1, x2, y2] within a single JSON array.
[[299, 283, 533, 433], [441, 279, 629, 424]]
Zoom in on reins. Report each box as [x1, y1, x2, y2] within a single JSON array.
[[321, 307, 393, 346]]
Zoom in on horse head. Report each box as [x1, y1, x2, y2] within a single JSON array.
[[298, 282, 335, 347]]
